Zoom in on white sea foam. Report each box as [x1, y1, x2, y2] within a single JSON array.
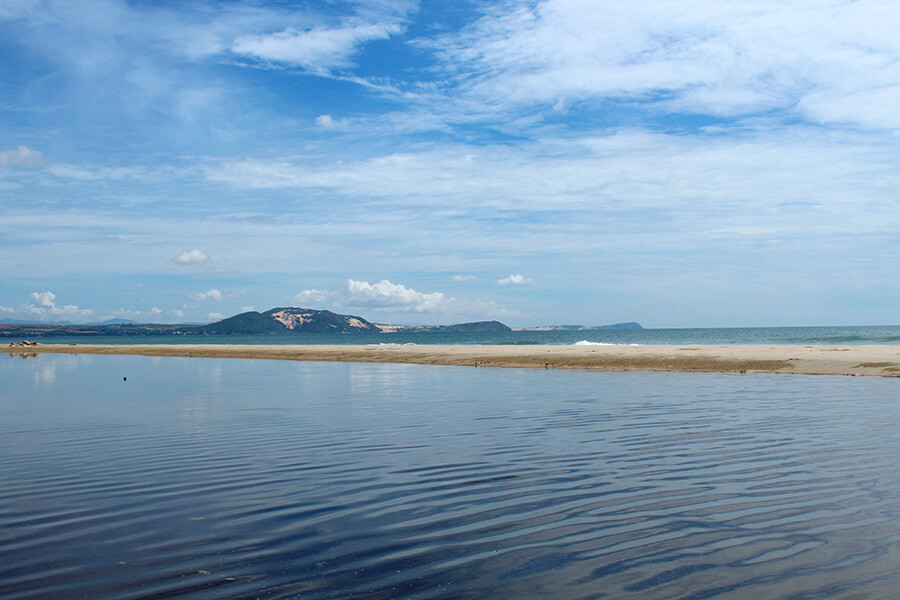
[[573, 341, 640, 346]]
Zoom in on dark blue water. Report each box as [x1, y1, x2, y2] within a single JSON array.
[[3, 354, 900, 599], [12, 324, 900, 346]]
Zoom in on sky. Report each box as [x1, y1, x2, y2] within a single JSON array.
[[2, 0, 900, 328]]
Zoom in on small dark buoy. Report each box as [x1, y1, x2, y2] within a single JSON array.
[[123, 376, 127, 381]]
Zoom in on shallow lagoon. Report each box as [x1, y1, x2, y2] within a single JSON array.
[[3, 354, 900, 599]]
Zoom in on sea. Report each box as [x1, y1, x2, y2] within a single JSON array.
[[11, 323, 900, 346], [3, 328, 900, 599]]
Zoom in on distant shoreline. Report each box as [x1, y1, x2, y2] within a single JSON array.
[[8, 343, 900, 377]]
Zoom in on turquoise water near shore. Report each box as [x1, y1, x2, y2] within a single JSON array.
[[3, 353, 900, 599], [10, 324, 900, 346]]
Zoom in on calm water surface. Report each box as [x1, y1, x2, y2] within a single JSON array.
[[2, 354, 900, 599]]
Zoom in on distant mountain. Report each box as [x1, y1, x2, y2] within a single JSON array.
[[0, 318, 135, 326], [86, 319, 135, 325], [199, 307, 379, 334], [0, 318, 73, 325]]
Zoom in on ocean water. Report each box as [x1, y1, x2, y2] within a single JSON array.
[[3, 354, 900, 599], [11, 324, 900, 346]]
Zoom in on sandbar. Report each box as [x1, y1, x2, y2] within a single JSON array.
[[8, 343, 900, 377]]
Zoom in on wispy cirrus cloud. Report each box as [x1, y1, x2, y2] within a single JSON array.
[[428, 0, 900, 131], [204, 128, 900, 232], [232, 22, 403, 71], [0, 0, 415, 132]]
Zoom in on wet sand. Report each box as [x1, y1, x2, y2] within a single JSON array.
[[8, 343, 900, 377]]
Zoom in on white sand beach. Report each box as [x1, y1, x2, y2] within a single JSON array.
[[9, 343, 900, 377]]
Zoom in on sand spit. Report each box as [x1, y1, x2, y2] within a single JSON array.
[[8, 343, 900, 377]]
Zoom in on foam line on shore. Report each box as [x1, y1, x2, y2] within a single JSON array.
[[8, 343, 900, 377]]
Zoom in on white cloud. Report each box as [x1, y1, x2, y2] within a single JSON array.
[[189, 289, 223, 302], [316, 114, 336, 127], [315, 114, 348, 128], [343, 278, 520, 321], [499, 274, 534, 285], [429, 0, 900, 131], [205, 127, 900, 226], [452, 274, 478, 281], [30, 291, 56, 307], [293, 289, 337, 306], [151, 306, 162, 315], [0, 305, 14, 314], [25, 291, 94, 320], [173, 249, 212, 265], [0, 0, 416, 128], [0, 146, 46, 168], [231, 22, 402, 71], [43, 163, 147, 181], [346, 279, 451, 313], [208, 312, 224, 321]]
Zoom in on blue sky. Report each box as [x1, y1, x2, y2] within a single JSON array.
[[2, 0, 900, 327]]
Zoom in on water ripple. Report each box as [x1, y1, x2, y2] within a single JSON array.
[[3, 357, 900, 599]]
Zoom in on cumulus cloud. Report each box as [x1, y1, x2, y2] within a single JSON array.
[[315, 114, 348, 128], [346, 279, 451, 312], [498, 274, 534, 285], [172, 249, 212, 265], [189, 289, 223, 302], [0, 146, 46, 168], [26, 291, 94, 320], [343, 278, 521, 320], [293, 289, 337, 305], [30, 291, 56, 307], [231, 22, 402, 71]]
